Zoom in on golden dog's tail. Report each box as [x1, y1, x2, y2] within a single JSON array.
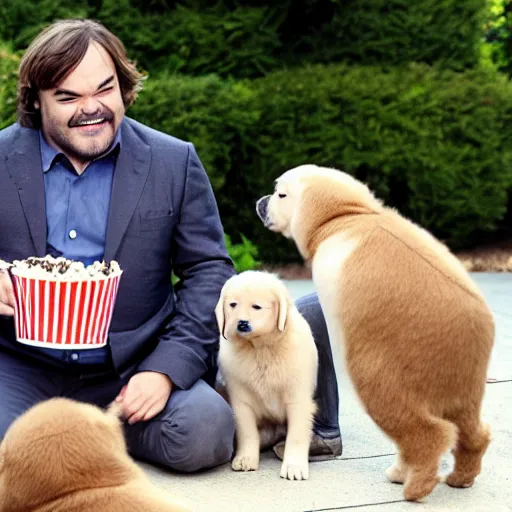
[[106, 400, 123, 419]]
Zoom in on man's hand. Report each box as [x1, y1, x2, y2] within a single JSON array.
[[0, 271, 15, 316], [115, 371, 173, 425]]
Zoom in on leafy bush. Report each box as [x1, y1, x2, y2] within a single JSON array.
[[0, 0, 90, 49], [224, 234, 261, 272], [484, 0, 512, 75], [130, 63, 512, 262], [129, 73, 258, 190], [0, 42, 19, 130], [172, 233, 260, 284], [229, 63, 512, 261], [302, 0, 488, 71], [0, 0, 282, 78], [0, 0, 489, 79], [96, 0, 282, 77]]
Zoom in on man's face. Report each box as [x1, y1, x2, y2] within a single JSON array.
[[35, 41, 125, 169]]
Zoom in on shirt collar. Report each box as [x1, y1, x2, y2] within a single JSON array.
[[39, 127, 122, 173]]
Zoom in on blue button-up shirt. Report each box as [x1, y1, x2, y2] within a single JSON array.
[[33, 130, 121, 368]]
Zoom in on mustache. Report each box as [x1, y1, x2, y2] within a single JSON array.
[[68, 109, 114, 128]]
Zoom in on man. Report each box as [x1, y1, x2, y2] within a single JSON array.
[[0, 18, 341, 472]]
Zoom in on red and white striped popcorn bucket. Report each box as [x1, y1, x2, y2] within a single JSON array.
[[10, 273, 122, 349]]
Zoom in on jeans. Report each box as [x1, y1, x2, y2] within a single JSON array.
[[296, 293, 340, 439]]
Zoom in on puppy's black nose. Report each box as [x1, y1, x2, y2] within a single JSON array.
[[237, 320, 251, 333], [256, 196, 270, 223]]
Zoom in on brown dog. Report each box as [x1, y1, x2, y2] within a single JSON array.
[[0, 398, 193, 511], [256, 164, 494, 501]]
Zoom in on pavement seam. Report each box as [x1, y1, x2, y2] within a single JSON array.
[[339, 453, 396, 461], [304, 498, 407, 511]]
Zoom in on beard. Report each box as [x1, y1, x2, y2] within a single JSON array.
[[44, 106, 118, 164], [54, 130, 115, 162]]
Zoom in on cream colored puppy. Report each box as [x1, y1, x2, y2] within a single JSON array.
[[256, 165, 494, 501], [216, 271, 318, 481]]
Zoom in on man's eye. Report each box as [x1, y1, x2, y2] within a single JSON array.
[[97, 86, 114, 95], [278, 194, 287, 198], [58, 98, 76, 103], [252, 305, 262, 310], [229, 302, 237, 308]]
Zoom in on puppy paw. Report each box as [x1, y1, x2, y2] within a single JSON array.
[[232, 454, 259, 472], [445, 472, 475, 489], [386, 463, 406, 484], [404, 475, 440, 501], [280, 457, 309, 480]]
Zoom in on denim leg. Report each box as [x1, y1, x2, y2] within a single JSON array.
[[295, 293, 340, 439], [69, 371, 235, 472], [124, 379, 235, 472], [0, 350, 61, 439]]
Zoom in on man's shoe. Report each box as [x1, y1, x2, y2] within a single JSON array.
[[273, 433, 342, 462]]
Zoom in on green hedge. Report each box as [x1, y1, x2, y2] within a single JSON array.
[[0, 0, 282, 77], [127, 73, 258, 191], [484, 0, 512, 75], [305, 0, 489, 71], [236, 63, 512, 261], [0, 0, 489, 79], [0, 42, 19, 130], [129, 63, 512, 262]]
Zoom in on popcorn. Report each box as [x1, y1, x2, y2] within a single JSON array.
[[8, 256, 121, 280], [0, 255, 123, 350]]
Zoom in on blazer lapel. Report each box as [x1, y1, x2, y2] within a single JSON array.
[[5, 127, 47, 256], [104, 119, 151, 262]]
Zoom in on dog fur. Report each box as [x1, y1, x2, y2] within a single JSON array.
[[256, 164, 494, 500], [0, 398, 193, 511], [216, 271, 318, 480]]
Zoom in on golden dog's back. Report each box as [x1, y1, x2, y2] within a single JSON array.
[[337, 207, 494, 413]]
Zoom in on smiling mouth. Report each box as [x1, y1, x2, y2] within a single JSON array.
[[76, 118, 106, 126], [70, 116, 112, 129]]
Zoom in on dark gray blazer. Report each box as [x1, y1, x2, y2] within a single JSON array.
[[0, 117, 235, 389]]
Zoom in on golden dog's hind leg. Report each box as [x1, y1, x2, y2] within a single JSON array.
[[397, 414, 457, 502], [231, 401, 261, 472], [362, 390, 457, 501], [445, 411, 491, 489]]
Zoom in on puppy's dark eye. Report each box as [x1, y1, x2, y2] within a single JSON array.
[[252, 305, 262, 310], [229, 302, 237, 308], [278, 193, 286, 198]]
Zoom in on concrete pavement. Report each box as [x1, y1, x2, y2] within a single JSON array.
[[144, 273, 512, 512]]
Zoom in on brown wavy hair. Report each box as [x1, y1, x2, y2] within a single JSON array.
[[17, 19, 146, 129]]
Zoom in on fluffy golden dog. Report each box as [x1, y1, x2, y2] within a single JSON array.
[[216, 271, 318, 480], [256, 165, 494, 501], [0, 398, 193, 511]]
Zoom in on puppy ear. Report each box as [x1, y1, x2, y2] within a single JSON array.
[[215, 285, 227, 339], [277, 290, 288, 332]]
